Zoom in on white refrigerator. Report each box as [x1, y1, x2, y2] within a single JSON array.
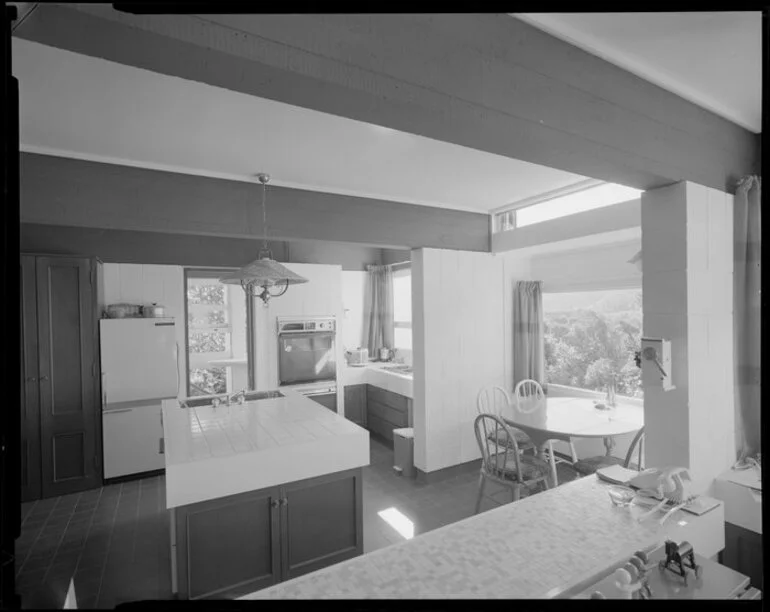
[[100, 318, 179, 479]]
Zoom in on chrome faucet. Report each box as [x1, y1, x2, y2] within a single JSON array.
[[226, 389, 247, 405]]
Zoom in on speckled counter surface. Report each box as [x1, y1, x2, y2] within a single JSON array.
[[240, 476, 724, 599]]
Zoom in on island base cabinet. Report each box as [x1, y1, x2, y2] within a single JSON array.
[[171, 467, 363, 600]]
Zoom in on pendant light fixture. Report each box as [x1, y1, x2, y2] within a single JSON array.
[[219, 173, 308, 304]]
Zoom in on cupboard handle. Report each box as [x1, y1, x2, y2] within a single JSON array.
[[26, 377, 37, 382], [159, 438, 165, 454], [279, 498, 288, 507], [270, 499, 279, 509], [40, 375, 49, 381]]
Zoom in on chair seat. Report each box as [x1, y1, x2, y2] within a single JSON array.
[[574, 456, 641, 476], [490, 454, 551, 482], [486, 428, 535, 450]]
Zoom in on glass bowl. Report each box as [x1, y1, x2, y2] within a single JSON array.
[[608, 486, 636, 507]]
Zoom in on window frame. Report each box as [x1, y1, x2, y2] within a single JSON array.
[[392, 263, 412, 350], [542, 286, 643, 400], [183, 268, 255, 397]]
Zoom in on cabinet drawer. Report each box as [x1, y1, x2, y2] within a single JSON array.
[[367, 413, 395, 442], [368, 399, 408, 429], [366, 385, 408, 413]]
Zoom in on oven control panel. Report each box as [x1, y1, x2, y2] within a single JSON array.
[[277, 317, 336, 334]]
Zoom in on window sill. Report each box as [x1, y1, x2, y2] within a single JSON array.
[[547, 383, 643, 408]]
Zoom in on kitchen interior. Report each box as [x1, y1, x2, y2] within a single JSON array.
[[7, 7, 763, 607]]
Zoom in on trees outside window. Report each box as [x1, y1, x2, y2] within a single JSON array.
[[544, 289, 642, 398]]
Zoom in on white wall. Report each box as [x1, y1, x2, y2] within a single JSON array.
[[413, 248, 506, 473], [254, 263, 344, 412], [341, 271, 366, 351], [102, 263, 186, 398]]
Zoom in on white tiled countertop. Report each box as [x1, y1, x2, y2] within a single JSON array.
[[161, 389, 370, 509], [240, 476, 724, 599], [342, 362, 413, 398]]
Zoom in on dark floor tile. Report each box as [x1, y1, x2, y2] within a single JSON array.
[[21, 519, 46, 531], [20, 553, 52, 573], [75, 594, 99, 610], [76, 552, 108, 572], [16, 567, 48, 589]]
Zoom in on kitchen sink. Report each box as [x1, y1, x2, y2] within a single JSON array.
[[179, 390, 284, 409], [382, 365, 413, 374], [243, 390, 284, 401]]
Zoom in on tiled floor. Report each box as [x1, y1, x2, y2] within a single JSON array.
[[15, 437, 580, 608]]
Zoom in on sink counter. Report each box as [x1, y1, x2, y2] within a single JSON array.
[[240, 476, 724, 600], [342, 362, 413, 398], [161, 389, 369, 509]]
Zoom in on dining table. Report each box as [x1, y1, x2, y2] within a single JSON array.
[[501, 396, 644, 487]]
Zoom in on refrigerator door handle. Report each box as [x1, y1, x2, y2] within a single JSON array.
[[175, 342, 181, 397]]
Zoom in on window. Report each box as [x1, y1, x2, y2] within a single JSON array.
[[543, 288, 642, 398], [393, 266, 412, 350], [185, 271, 251, 397], [495, 183, 643, 232]]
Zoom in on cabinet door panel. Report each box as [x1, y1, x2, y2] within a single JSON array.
[[281, 468, 363, 581], [177, 488, 281, 599], [36, 257, 100, 497], [20, 256, 42, 502], [366, 413, 395, 442], [368, 399, 407, 428], [343, 385, 366, 425]]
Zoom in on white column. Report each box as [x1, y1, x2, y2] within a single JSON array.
[[641, 182, 735, 494]]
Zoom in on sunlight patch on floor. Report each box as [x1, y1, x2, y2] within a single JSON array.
[[377, 507, 414, 539]]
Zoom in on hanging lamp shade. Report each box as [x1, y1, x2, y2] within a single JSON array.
[[219, 173, 308, 304]]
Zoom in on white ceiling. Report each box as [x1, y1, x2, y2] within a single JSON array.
[[13, 38, 588, 213], [515, 12, 762, 133]]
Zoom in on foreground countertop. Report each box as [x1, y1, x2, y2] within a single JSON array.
[[342, 362, 413, 398], [240, 476, 724, 600], [161, 389, 369, 509]]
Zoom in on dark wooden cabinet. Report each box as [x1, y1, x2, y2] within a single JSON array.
[[174, 487, 282, 600], [20, 255, 102, 501], [722, 522, 763, 591], [365, 385, 410, 443], [343, 384, 367, 426], [172, 468, 363, 599]]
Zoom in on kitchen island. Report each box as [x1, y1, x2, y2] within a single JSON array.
[[161, 389, 369, 600], [239, 475, 725, 599]]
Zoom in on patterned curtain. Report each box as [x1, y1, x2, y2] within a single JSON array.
[[513, 281, 545, 389], [363, 265, 394, 352], [734, 176, 761, 460]]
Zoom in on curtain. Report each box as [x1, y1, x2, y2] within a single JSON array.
[[513, 281, 545, 389], [733, 175, 761, 460], [363, 265, 394, 352]]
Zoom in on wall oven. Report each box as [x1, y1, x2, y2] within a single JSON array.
[[277, 317, 337, 386]]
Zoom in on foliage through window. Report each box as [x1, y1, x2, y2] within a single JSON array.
[[544, 289, 642, 398], [185, 273, 249, 397], [393, 266, 412, 350]]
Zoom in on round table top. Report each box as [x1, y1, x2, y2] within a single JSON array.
[[501, 396, 644, 440]]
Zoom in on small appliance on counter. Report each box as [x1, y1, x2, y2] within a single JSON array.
[[345, 347, 368, 367], [142, 302, 167, 318], [105, 302, 142, 318], [378, 347, 393, 362]]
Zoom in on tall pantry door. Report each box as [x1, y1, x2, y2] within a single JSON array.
[[35, 257, 101, 497], [20, 256, 41, 502]]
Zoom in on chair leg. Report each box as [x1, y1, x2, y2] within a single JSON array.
[[569, 440, 578, 464], [547, 441, 559, 487], [474, 473, 487, 515], [512, 483, 521, 502]]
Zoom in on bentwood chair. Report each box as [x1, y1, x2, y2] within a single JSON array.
[[513, 379, 578, 486], [573, 427, 646, 476], [476, 386, 536, 455], [473, 413, 552, 514]]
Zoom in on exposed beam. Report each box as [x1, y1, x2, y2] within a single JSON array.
[[13, 6, 759, 193], [20, 153, 489, 252]]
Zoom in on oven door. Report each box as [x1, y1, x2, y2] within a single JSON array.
[[278, 331, 336, 385]]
